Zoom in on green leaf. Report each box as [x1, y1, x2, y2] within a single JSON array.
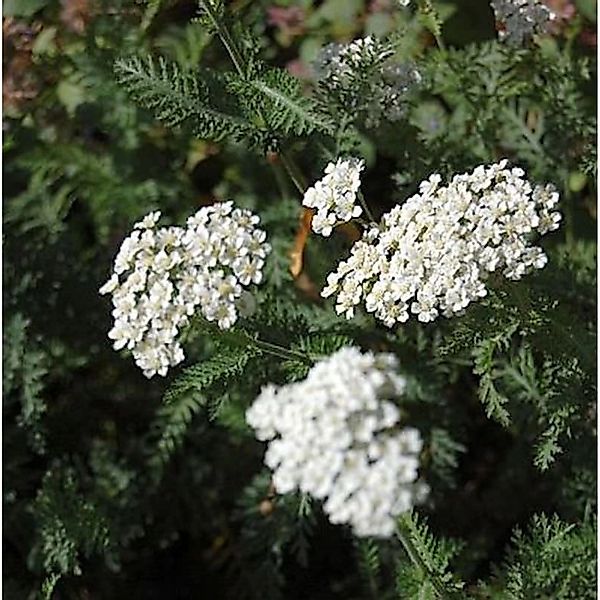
[[494, 514, 597, 599], [472, 324, 518, 426], [151, 346, 258, 465], [225, 67, 334, 138], [395, 512, 465, 599], [34, 467, 110, 576], [356, 539, 381, 598], [114, 55, 255, 142]]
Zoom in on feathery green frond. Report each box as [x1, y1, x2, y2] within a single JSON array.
[[242, 68, 334, 137], [195, 0, 225, 35], [472, 323, 519, 426], [492, 514, 596, 599], [114, 55, 253, 141], [356, 539, 381, 598], [428, 428, 466, 488], [395, 511, 465, 599], [230, 471, 317, 600], [34, 468, 110, 576], [152, 346, 258, 463], [3, 313, 48, 452]]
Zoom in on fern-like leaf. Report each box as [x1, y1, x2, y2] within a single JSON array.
[[225, 68, 334, 138], [356, 538, 381, 598], [490, 514, 597, 599], [152, 346, 258, 464], [34, 467, 110, 576], [114, 55, 252, 141], [472, 324, 518, 426], [395, 511, 464, 599]]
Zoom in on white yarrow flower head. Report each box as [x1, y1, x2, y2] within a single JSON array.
[[100, 202, 270, 378], [246, 347, 428, 538], [491, 0, 555, 45], [322, 161, 561, 327], [303, 157, 365, 236]]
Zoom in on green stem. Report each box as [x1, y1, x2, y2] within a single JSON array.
[[419, 0, 447, 52], [203, 1, 311, 199], [194, 316, 316, 366], [396, 521, 450, 599], [357, 190, 376, 224], [279, 150, 308, 195], [200, 0, 245, 77], [432, 30, 446, 53], [252, 338, 315, 366]]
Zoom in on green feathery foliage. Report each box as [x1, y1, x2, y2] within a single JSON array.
[[356, 538, 382, 598], [427, 428, 466, 488], [395, 512, 465, 599], [33, 467, 110, 577], [152, 345, 258, 464], [489, 514, 597, 599], [114, 55, 254, 142], [3, 313, 48, 452], [228, 471, 317, 600], [472, 322, 519, 427], [224, 67, 334, 138]]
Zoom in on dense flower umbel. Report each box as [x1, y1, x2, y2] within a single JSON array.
[[313, 35, 420, 127], [100, 202, 270, 378], [322, 161, 561, 326], [246, 347, 428, 537], [491, 0, 555, 44], [302, 158, 365, 236]]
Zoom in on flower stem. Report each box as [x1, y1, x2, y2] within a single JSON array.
[[252, 338, 315, 366], [279, 150, 308, 195], [200, 0, 245, 77], [418, 0, 447, 52], [357, 190, 376, 223], [203, 2, 310, 199]]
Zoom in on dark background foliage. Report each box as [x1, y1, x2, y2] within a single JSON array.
[[3, 0, 597, 598]]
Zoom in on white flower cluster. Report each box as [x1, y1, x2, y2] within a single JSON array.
[[313, 35, 420, 127], [302, 158, 365, 236], [246, 347, 428, 538], [322, 161, 561, 326], [491, 0, 555, 45], [99, 202, 270, 378]]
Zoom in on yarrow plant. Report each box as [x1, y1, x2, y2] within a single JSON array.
[[322, 161, 561, 326], [99, 202, 270, 377], [15, 0, 589, 596], [302, 157, 365, 236], [491, 0, 556, 44], [246, 347, 427, 537]]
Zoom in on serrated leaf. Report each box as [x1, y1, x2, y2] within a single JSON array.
[[114, 55, 254, 142], [152, 347, 258, 464]]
